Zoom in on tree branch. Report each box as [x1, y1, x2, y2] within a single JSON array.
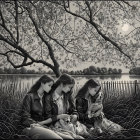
[[0, 7, 5, 25], [123, 27, 140, 38], [122, 1, 134, 8], [0, 34, 55, 69], [25, 6, 59, 68], [62, 0, 135, 66], [7, 56, 33, 68], [42, 27, 76, 54], [0, 9, 17, 43], [63, 0, 89, 23], [85, 0, 92, 21], [114, 1, 124, 8], [0, 34, 15, 47], [90, 19, 134, 61], [0, 51, 32, 68], [5, 50, 24, 56], [15, 0, 19, 44]]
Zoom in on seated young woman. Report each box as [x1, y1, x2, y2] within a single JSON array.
[[20, 74, 64, 139], [40, 74, 84, 139], [75, 79, 123, 135]]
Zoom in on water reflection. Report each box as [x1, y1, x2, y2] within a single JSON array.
[[129, 75, 140, 79]]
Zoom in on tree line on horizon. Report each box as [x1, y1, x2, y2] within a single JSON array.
[[0, 67, 40, 74], [129, 67, 140, 75], [0, 66, 139, 75], [61, 66, 123, 75], [0, 65, 122, 75]]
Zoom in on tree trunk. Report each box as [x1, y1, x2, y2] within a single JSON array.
[[53, 65, 61, 78]]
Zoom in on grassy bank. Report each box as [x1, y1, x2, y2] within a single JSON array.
[[0, 79, 140, 139]]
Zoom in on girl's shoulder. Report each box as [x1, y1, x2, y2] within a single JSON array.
[[22, 92, 35, 103], [76, 96, 86, 103]]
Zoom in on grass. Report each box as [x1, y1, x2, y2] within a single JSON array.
[[87, 93, 140, 139], [105, 98, 140, 139], [0, 79, 28, 139], [0, 79, 140, 139]]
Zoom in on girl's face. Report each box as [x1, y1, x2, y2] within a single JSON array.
[[88, 86, 100, 96], [41, 81, 53, 93], [62, 84, 74, 93]]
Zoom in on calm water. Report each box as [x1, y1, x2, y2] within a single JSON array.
[[0, 74, 140, 90]]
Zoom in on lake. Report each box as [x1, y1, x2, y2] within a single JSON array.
[[0, 74, 140, 90]]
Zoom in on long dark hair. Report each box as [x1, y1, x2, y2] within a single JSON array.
[[50, 74, 75, 112], [29, 75, 54, 93], [76, 79, 101, 103], [50, 73, 75, 94]]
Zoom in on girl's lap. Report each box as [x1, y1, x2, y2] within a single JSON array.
[[22, 126, 62, 139], [55, 130, 84, 139], [55, 131, 74, 139], [22, 125, 82, 139]]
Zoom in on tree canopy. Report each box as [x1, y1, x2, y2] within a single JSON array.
[[0, 0, 139, 77]]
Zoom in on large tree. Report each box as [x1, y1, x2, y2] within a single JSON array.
[[0, 0, 139, 77], [0, 0, 62, 77]]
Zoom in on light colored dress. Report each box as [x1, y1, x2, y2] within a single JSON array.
[[52, 91, 85, 139]]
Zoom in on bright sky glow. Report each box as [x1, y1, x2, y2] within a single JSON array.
[[122, 23, 130, 32]]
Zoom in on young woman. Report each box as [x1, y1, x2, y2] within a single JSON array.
[[43, 74, 80, 139], [21, 75, 63, 139], [76, 79, 123, 135]]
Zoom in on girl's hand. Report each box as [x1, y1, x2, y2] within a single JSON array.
[[30, 123, 42, 128], [58, 114, 70, 120], [70, 115, 78, 123], [93, 110, 102, 117], [91, 114, 96, 117], [89, 104, 96, 111]]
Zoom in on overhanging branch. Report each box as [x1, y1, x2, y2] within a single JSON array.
[[15, 0, 19, 44], [42, 27, 76, 54], [0, 9, 17, 43], [62, 0, 135, 66], [0, 35, 55, 69], [25, 6, 59, 68]]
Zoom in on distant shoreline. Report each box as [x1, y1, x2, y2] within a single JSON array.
[[0, 73, 139, 76]]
